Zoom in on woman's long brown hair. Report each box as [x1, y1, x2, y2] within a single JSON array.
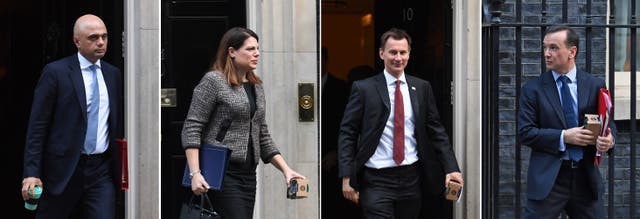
[[211, 27, 262, 86]]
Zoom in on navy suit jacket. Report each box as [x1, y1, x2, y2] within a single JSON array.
[[518, 69, 614, 200], [338, 73, 460, 195], [23, 54, 123, 196]]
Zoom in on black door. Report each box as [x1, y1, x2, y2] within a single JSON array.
[[161, 1, 246, 218], [375, 1, 454, 218], [0, 0, 123, 218]]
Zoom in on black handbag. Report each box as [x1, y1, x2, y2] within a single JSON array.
[[179, 193, 220, 219]]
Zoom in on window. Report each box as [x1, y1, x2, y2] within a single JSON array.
[[613, 0, 639, 72]]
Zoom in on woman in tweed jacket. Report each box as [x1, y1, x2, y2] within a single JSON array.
[[181, 27, 305, 218]]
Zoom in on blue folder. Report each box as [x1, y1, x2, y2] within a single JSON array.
[[182, 144, 232, 191]]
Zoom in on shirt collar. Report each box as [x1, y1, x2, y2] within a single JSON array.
[[552, 65, 577, 83], [383, 70, 406, 86], [77, 52, 102, 70]]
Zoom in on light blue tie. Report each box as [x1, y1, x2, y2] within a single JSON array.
[[559, 76, 582, 161], [84, 65, 100, 154]]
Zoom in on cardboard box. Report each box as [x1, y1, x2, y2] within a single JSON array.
[[584, 114, 601, 145], [445, 181, 462, 201], [287, 178, 309, 199]]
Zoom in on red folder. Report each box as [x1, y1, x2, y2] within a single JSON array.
[[595, 88, 612, 166], [116, 138, 129, 190]]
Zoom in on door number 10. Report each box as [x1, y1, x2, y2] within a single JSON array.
[[402, 8, 414, 22]]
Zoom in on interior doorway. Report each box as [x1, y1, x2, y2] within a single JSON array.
[[321, 0, 454, 218], [0, 1, 124, 218]]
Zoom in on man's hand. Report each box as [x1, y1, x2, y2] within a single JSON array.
[[21, 177, 42, 201], [564, 127, 595, 146], [342, 177, 359, 204], [445, 172, 464, 187], [596, 128, 614, 152]]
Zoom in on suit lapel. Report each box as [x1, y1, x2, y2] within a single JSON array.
[[68, 54, 88, 121], [576, 70, 590, 124], [406, 76, 419, 119], [375, 73, 390, 110], [541, 71, 567, 127], [102, 63, 118, 132]]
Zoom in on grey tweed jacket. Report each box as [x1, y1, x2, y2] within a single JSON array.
[[181, 71, 280, 164]]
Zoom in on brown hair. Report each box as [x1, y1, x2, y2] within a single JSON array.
[[211, 27, 262, 86], [379, 28, 412, 51]]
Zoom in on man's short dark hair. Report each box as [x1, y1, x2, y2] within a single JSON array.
[[380, 28, 412, 51], [546, 25, 579, 56]]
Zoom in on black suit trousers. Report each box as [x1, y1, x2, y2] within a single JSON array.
[[360, 163, 421, 219], [525, 161, 604, 219], [37, 154, 115, 219]]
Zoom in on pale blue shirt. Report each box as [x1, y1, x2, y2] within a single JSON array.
[[78, 52, 110, 154], [365, 71, 419, 169], [552, 65, 577, 152]]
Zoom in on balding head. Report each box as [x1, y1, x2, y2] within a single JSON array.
[[73, 14, 108, 63], [73, 15, 105, 36]]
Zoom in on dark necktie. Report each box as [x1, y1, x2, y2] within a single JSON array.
[[84, 65, 100, 154], [393, 80, 405, 165], [559, 75, 582, 161]]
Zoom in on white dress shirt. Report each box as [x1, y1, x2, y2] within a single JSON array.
[[78, 52, 110, 154], [365, 71, 419, 169]]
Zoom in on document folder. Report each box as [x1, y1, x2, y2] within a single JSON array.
[[116, 138, 128, 190], [595, 88, 612, 166], [182, 144, 232, 191]]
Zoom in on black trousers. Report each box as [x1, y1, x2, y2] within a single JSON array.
[[37, 153, 115, 219], [210, 162, 257, 219], [360, 163, 421, 219], [525, 160, 604, 219]]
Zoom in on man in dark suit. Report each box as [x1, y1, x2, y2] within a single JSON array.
[[21, 14, 122, 219], [338, 28, 463, 218], [321, 47, 361, 218], [518, 25, 615, 219], [321, 46, 350, 174]]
